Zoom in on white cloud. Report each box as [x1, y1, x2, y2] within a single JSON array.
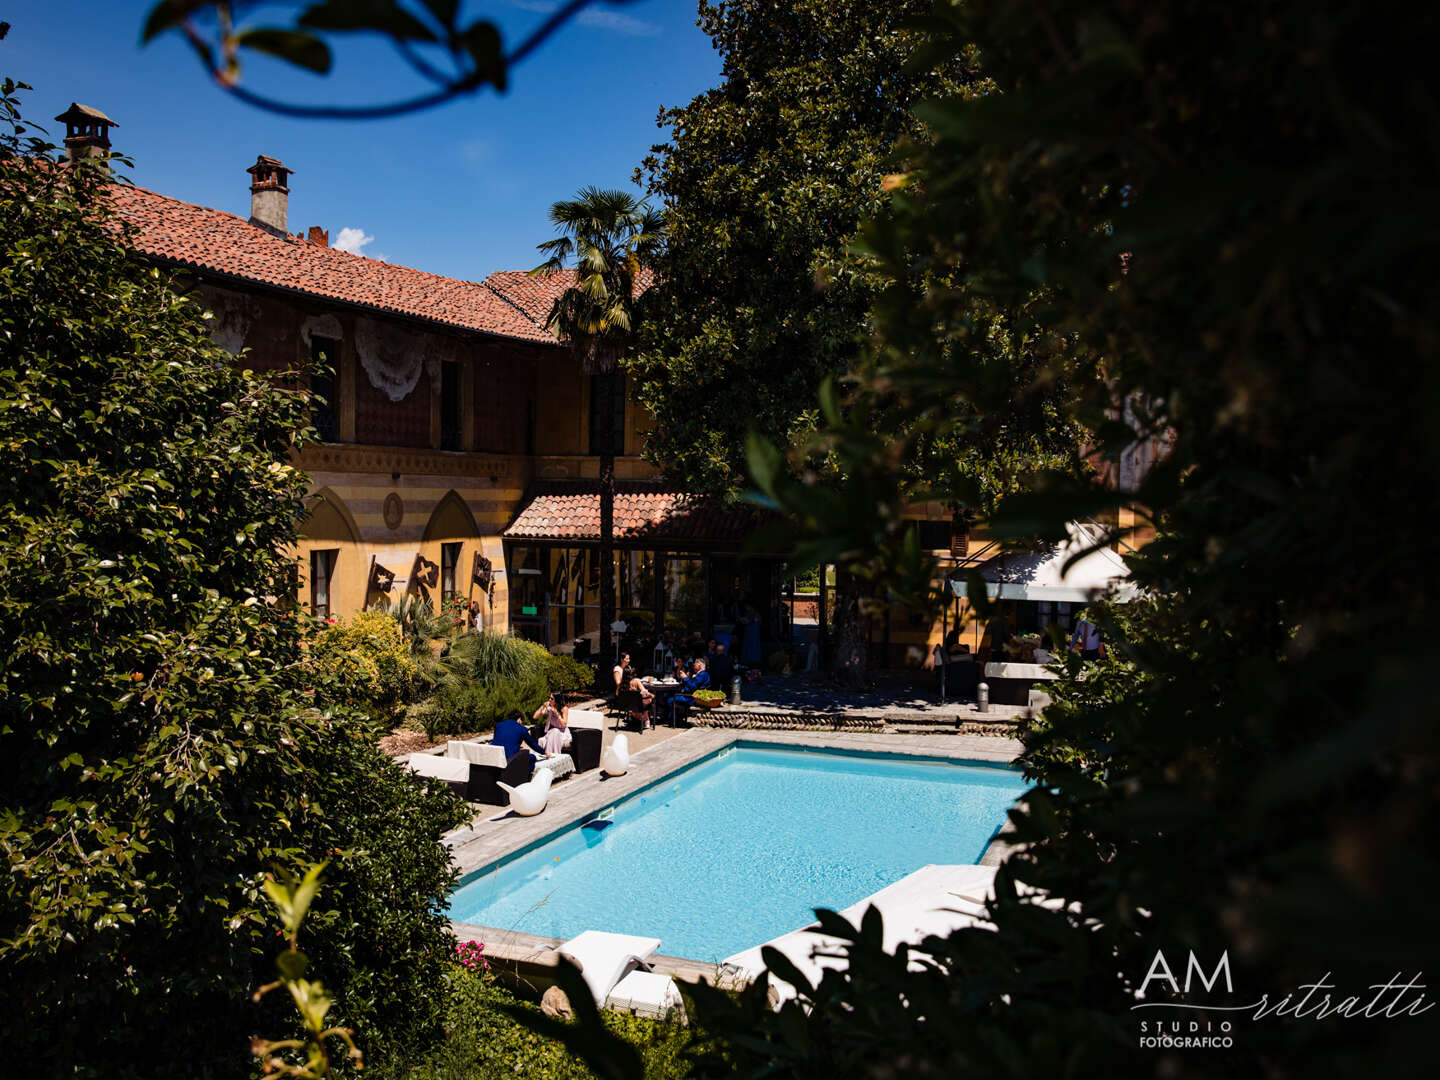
[[333, 226, 375, 256], [577, 8, 660, 36], [501, 0, 659, 36]]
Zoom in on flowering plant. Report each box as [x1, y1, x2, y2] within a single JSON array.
[[440, 594, 470, 629], [454, 939, 489, 974]]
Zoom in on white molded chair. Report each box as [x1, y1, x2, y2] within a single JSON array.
[[600, 732, 630, 776], [497, 764, 554, 816]]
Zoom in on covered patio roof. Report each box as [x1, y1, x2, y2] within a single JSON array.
[[503, 485, 767, 546], [950, 522, 1137, 602]]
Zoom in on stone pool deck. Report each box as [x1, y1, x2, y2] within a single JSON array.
[[446, 727, 1025, 989], [688, 675, 1033, 733]]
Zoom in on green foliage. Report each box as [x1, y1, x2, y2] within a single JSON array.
[[413, 633, 595, 739], [632, 0, 966, 496], [0, 80, 463, 1075], [143, 0, 511, 110], [251, 864, 364, 1079], [531, 186, 664, 376], [545, 651, 596, 696], [368, 969, 690, 1080], [414, 676, 545, 741], [445, 629, 554, 687], [680, 0, 1440, 1075], [312, 609, 424, 712]]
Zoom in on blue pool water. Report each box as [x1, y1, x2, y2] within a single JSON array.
[[447, 745, 1027, 962]]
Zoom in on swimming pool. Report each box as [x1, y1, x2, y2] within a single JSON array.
[[447, 744, 1027, 962]]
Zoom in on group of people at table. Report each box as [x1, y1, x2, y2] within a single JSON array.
[[482, 636, 741, 774], [611, 638, 737, 729]]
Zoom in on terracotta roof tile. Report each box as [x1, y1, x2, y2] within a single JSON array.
[[483, 267, 657, 339], [108, 184, 555, 344], [504, 487, 762, 544]]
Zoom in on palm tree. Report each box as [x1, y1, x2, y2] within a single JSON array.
[[531, 187, 663, 671]]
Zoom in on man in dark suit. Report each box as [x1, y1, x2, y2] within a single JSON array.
[[669, 658, 710, 724]]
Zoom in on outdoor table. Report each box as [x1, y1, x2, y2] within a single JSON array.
[[642, 678, 682, 726], [982, 661, 1059, 706]]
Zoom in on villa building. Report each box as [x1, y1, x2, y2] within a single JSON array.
[[67, 102, 1143, 675]]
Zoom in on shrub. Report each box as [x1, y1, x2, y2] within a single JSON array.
[[445, 630, 552, 687], [312, 610, 423, 710], [0, 83, 463, 1076], [545, 652, 597, 696], [367, 968, 691, 1080], [412, 634, 597, 739], [414, 672, 556, 740]]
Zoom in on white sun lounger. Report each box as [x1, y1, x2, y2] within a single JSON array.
[[724, 864, 999, 1006], [606, 969, 686, 1022], [555, 930, 663, 1007]]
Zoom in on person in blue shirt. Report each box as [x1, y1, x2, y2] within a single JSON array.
[[669, 658, 710, 724], [491, 710, 546, 758]]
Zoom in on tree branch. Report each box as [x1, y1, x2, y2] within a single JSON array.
[[177, 0, 637, 121]]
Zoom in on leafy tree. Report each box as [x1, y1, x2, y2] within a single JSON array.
[[631, 0, 949, 497], [532, 187, 664, 670], [0, 79, 465, 1075], [631, 0, 1083, 686], [687, 0, 1439, 1075]]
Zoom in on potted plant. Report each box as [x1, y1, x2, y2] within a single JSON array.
[[693, 689, 726, 710], [1013, 632, 1043, 662]]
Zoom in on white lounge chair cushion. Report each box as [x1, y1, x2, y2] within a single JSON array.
[[404, 753, 470, 783], [606, 970, 685, 1021], [567, 709, 606, 730], [445, 740, 509, 768], [724, 864, 999, 1007], [556, 930, 662, 1006]]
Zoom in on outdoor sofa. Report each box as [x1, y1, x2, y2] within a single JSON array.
[[403, 743, 534, 804]]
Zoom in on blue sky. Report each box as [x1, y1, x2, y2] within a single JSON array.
[[3, 1, 720, 279]]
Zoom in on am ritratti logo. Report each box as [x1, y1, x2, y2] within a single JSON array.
[[1131, 950, 1433, 1051]]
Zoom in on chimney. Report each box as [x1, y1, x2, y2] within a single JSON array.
[[246, 155, 293, 236], [307, 226, 329, 247], [54, 102, 118, 169]]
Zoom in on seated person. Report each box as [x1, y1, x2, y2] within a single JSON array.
[[492, 710, 547, 759], [669, 658, 710, 723], [708, 641, 734, 690], [612, 652, 633, 696], [532, 693, 571, 755], [620, 659, 654, 729]]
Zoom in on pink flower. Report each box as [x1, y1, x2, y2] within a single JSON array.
[[454, 940, 489, 973]]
